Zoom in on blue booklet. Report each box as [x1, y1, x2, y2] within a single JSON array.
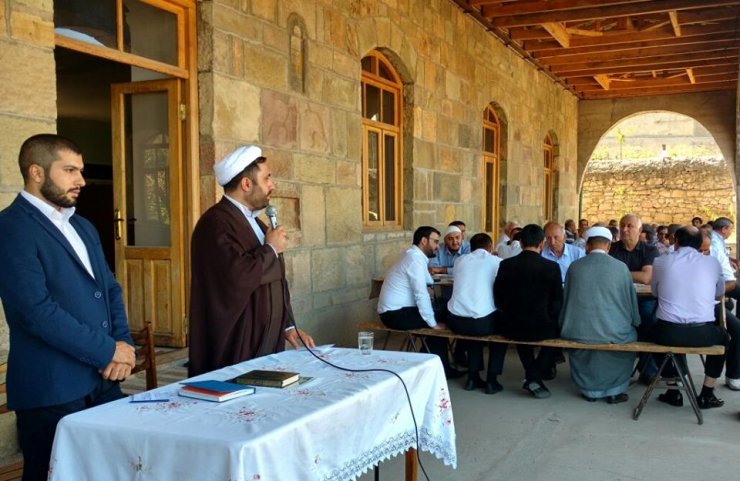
[[179, 380, 256, 402]]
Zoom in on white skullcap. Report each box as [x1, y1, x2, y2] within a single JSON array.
[[444, 225, 462, 238], [213, 145, 263, 186], [586, 226, 613, 241]]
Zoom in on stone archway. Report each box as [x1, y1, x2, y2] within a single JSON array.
[[580, 111, 736, 228]]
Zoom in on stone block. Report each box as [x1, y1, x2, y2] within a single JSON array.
[[0, 0, 5, 37], [265, 149, 293, 179], [213, 3, 261, 42], [330, 110, 348, 159], [346, 115, 362, 161], [305, 68, 324, 99], [344, 243, 374, 286], [322, 75, 357, 110], [439, 145, 461, 173], [311, 247, 344, 292], [284, 248, 311, 293], [326, 187, 362, 244], [421, 109, 436, 142], [298, 102, 331, 154], [355, 18, 378, 55], [263, 22, 288, 52], [294, 153, 334, 184], [10, 10, 53, 46], [414, 140, 435, 170], [243, 42, 287, 90], [434, 172, 460, 202], [332, 50, 358, 80], [300, 184, 325, 246], [261, 90, 298, 149], [336, 160, 357, 186], [251, 0, 277, 21], [211, 74, 261, 141], [413, 170, 432, 201], [212, 31, 241, 77], [0, 116, 53, 188], [308, 41, 332, 69], [0, 41, 55, 119]]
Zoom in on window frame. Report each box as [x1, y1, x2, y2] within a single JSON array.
[[543, 134, 554, 222], [482, 105, 500, 235]]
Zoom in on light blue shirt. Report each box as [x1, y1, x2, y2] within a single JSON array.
[[377, 245, 437, 327], [429, 243, 471, 276], [709, 230, 734, 282], [542, 243, 586, 282]]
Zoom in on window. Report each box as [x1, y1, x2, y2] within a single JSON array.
[[543, 134, 554, 222], [361, 52, 402, 227], [483, 105, 500, 234]]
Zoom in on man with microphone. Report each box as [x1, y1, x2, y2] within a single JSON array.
[[188, 145, 314, 376]]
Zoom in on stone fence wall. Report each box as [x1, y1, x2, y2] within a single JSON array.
[[581, 158, 736, 225]]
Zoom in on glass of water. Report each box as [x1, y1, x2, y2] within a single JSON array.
[[358, 331, 374, 354]]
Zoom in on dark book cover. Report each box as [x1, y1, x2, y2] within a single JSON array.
[[230, 369, 300, 388]]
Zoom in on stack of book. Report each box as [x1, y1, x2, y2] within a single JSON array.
[[178, 380, 255, 402], [229, 369, 300, 388]]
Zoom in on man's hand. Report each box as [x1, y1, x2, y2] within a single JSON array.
[[284, 328, 315, 349], [433, 322, 446, 330], [428, 267, 447, 275], [112, 341, 136, 367], [265, 226, 289, 254], [100, 361, 132, 381]]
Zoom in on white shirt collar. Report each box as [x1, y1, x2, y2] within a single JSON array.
[[20, 190, 75, 223], [223, 194, 261, 219]]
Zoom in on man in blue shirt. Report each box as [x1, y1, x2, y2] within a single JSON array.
[[429, 225, 471, 276], [542, 222, 585, 283]]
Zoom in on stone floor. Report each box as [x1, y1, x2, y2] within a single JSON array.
[[121, 349, 740, 481]]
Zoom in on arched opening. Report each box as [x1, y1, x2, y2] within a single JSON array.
[[581, 111, 736, 247]]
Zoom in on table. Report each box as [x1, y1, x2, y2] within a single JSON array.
[[49, 348, 457, 481]]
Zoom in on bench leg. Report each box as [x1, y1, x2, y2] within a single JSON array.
[[633, 353, 670, 421], [672, 354, 703, 425]]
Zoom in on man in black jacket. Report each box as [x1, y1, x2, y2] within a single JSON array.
[[494, 224, 563, 398]]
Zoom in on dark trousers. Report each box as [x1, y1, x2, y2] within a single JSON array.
[[516, 345, 557, 383], [16, 379, 124, 481], [649, 319, 729, 379], [380, 307, 452, 371], [716, 304, 740, 379], [446, 312, 507, 382], [636, 298, 659, 377]]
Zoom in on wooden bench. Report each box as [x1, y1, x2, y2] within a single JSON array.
[[358, 320, 725, 425]]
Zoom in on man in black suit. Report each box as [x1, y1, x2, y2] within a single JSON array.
[[494, 224, 563, 398]]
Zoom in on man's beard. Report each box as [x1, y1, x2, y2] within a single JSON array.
[[41, 176, 77, 208]]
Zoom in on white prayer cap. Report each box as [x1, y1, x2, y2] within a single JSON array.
[[586, 226, 613, 241], [213, 145, 263, 186], [444, 225, 462, 238]]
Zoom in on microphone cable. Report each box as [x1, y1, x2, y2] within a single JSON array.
[[292, 326, 433, 481]]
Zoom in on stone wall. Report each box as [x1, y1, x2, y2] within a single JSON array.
[[0, 0, 57, 464], [581, 158, 735, 225]]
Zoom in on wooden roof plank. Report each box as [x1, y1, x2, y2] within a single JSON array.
[[580, 81, 736, 98], [488, 0, 740, 28], [668, 11, 682, 36], [481, 0, 654, 18], [549, 49, 738, 74], [542, 22, 571, 47]]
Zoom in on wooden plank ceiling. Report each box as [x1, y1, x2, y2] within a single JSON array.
[[451, 0, 740, 99]]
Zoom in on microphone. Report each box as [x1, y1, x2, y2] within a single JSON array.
[[265, 205, 278, 229]]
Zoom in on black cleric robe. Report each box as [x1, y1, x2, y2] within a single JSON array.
[[188, 197, 294, 377]]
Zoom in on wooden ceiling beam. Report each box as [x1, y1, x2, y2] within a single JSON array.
[[542, 22, 571, 47], [531, 32, 738, 59], [550, 49, 738, 73], [580, 81, 736, 98], [525, 20, 739, 51], [593, 74, 611, 90], [686, 68, 696, 83], [488, 0, 740, 28], [542, 40, 738, 66], [480, 0, 653, 18], [555, 58, 738, 77], [575, 73, 736, 91], [668, 11, 682, 36]]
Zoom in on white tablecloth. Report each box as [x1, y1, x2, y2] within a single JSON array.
[[49, 348, 456, 481]]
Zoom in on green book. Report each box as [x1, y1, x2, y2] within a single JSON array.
[[229, 369, 300, 388]]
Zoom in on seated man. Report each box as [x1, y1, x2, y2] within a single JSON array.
[[377, 226, 463, 378], [559, 227, 640, 404], [494, 224, 562, 399], [429, 225, 470, 277], [542, 222, 585, 283], [446, 233, 507, 394], [650, 226, 729, 409]]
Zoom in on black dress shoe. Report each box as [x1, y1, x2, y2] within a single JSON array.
[[605, 393, 629, 404], [697, 392, 724, 409], [485, 380, 503, 395], [445, 368, 465, 380], [658, 389, 683, 407], [541, 365, 557, 381], [463, 377, 485, 391]]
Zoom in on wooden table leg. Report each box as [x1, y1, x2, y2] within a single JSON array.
[[405, 448, 417, 481]]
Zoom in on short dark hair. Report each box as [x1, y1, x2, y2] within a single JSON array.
[[691, 216, 703, 224], [19, 134, 82, 182], [470, 233, 492, 251], [222, 156, 268, 192], [642, 225, 656, 243], [413, 226, 440, 246], [449, 220, 465, 229], [675, 226, 702, 249], [520, 224, 544, 248], [714, 217, 734, 230]]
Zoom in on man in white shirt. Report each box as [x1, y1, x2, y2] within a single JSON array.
[[378, 226, 463, 378], [446, 233, 507, 394], [650, 226, 729, 409], [494, 220, 519, 255]]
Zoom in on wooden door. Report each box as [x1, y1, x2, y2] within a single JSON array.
[[111, 79, 185, 347]]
